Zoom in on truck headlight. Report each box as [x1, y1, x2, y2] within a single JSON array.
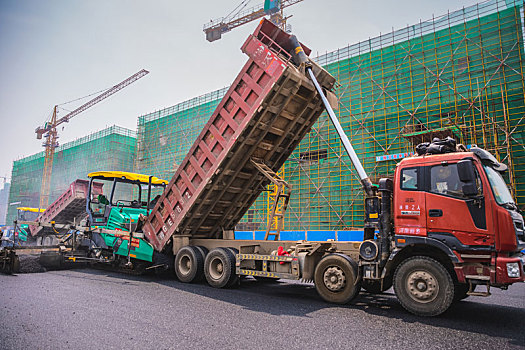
[[507, 262, 521, 278]]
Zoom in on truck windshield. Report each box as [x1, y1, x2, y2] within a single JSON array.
[[483, 165, 515, 206]]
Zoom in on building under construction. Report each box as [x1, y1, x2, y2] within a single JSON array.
[[9, 0, 525, 233], [6, 126, 136, 224], [135, 0, 525, 233]]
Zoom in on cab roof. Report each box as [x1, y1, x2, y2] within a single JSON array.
[[399, 151, 475, 166], [16, 207, 45, 213], [87, 171, 168, 185], [400, 146, 507, 171]]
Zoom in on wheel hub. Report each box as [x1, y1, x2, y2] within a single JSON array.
[[209, 257, 224, 280], [323, 266, 346, 292], [407, 271, 438, 303], [179, 255, 191, 275]]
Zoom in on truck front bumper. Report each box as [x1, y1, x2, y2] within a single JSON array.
[[495, 254, 525, 285], [453, 253, 525, 285]]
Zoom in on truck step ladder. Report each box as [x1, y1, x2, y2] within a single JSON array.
[[250, 158, 291, 241], [467, 278, 492, 297]]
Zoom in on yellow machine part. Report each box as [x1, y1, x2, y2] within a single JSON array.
[[87, 171, 168, 185]]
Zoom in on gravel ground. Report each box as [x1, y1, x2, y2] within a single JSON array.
[[17, 255, 46, 273], [0, 269, 524, 350]]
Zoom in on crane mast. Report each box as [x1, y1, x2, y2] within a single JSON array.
[[36, 69, 149, 209]]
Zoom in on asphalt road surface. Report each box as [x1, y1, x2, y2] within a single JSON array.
[[1, 268, 524, 350]]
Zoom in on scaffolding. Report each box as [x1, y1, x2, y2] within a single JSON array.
[[7, 125, 136, 224], [137, 0, 525, 231], [135, 87, 228, 181], [240, 0, 525, 230]]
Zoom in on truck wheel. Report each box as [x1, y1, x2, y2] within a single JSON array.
[[195, 246, 209, 257], [174, 246, 205, 283], [225, 248, 240, 287], [314, 254, 360, 304], [393, 256, 454, 316], [204, 248, 236, 288]]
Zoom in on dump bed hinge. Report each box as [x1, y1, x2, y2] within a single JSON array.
[[250, 158, 292, 241]]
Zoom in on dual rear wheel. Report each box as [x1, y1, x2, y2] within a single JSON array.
[[204, 247, 238, 288], [174, 249, 364, 305], [174, 246, 238, 288], [174, 246, 205, 283]]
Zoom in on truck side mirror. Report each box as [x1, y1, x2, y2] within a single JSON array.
[[462, 182, 478, 196], [457, 159, 475, 182], [457, 159, 478, 196]]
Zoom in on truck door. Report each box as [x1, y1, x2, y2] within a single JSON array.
[[425, 162, 494, 247], [394, 166, 427, 236]]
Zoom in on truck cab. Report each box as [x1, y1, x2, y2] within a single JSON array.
[[386, 146, 524, 313], [86, 171, 168, 263]]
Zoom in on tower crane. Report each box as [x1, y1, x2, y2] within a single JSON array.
[[203, 0, 304, 42], [35, 69, 149, 209]]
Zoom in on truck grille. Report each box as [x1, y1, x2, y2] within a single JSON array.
[[515, 220, 525, 244]]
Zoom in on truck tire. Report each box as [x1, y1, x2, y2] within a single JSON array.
[[393, 256, 454, 316], [225, 248, 240, 287], [204, 248, 236, 288], [174, 246, 205, 283], [194, 246, 209, 259], [314, 253, 360, 304]]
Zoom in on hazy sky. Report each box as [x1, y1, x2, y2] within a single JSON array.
[[0, 0, 480, 182]]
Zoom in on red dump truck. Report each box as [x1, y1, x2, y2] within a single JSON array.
[[133, 19, 524, 316], [7, 19, 521, 316], [30, 179, 103, 240]]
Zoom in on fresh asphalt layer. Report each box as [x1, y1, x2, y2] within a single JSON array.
[[0, 268, 524, 350]]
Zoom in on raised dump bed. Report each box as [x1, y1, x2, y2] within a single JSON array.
[[143, 19, 336, 252], [30, 179, 103, 236]]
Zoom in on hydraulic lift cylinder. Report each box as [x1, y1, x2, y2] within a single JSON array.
[[305, 67, 374, 196]]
